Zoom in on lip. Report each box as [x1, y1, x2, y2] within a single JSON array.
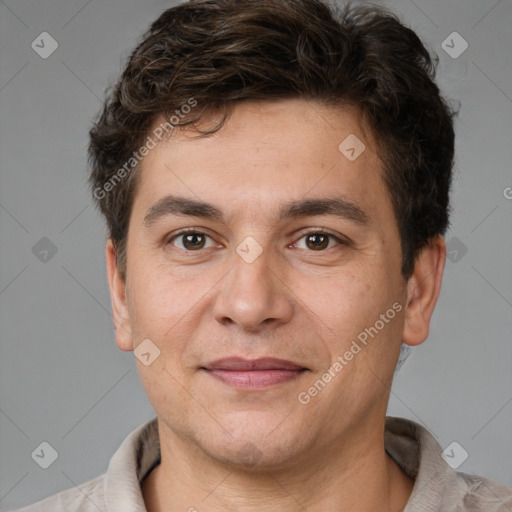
[[202, 357, 308, 389], [204, 357, 305, 371]]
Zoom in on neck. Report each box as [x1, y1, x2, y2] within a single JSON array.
[[142, 418, 414, 512]]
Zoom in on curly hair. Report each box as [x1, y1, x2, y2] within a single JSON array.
[[88, 0, 456, 280]]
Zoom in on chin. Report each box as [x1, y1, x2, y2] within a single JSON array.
[[193, 414, 311, 470]]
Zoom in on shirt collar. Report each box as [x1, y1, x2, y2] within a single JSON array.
[[104, 417, 160, 512], [104, 416, 458, 512], [385, 416, 461, 511]]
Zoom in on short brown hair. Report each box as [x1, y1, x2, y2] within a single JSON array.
[[88, 0, 456, 280]]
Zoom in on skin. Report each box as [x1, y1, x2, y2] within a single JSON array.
[[106, 98, 446, 511]]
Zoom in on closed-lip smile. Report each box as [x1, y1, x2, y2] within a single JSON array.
[[202, 357, 308, 389]]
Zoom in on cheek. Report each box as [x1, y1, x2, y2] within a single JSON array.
[[305, 265, 401, 360], [302, 270, 376, 331], [126, 263, 221, 366], [126, 268, 185, 344]]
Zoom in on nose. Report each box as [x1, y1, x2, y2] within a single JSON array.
[[212, 244, 294, 332]]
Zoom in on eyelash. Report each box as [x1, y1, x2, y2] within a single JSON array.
[[166, 227, 350, 252]]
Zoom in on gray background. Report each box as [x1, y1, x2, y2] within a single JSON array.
[[1, 0, 511, 509]]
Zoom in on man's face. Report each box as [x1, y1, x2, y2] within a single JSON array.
[[113, 99, 413, 467]]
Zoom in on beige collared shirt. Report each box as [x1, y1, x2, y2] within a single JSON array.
[[12, 416, 512, 511]]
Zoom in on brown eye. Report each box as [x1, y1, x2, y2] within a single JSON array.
[[182, 233, 206, 250], [293, 231, 346, 252], [169, 231, 214, 251], [305, 233, 330, 250]]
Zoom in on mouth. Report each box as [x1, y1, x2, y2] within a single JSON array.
[[201, 357, 309, 389]]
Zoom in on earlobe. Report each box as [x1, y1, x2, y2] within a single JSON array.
[[105, 239, 133, 351], [402, 236, 446, 347]]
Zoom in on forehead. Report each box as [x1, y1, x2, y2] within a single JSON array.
[[132, 99, 392, 228]]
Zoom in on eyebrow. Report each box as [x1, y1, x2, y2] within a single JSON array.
[[143, 194, 370, 227]]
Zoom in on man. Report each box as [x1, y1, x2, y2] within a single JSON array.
[[13, 0, 512, 510]]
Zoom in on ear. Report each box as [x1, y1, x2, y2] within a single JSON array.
[[402, 235, 446, 346], [106, 239, 133, 351]]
